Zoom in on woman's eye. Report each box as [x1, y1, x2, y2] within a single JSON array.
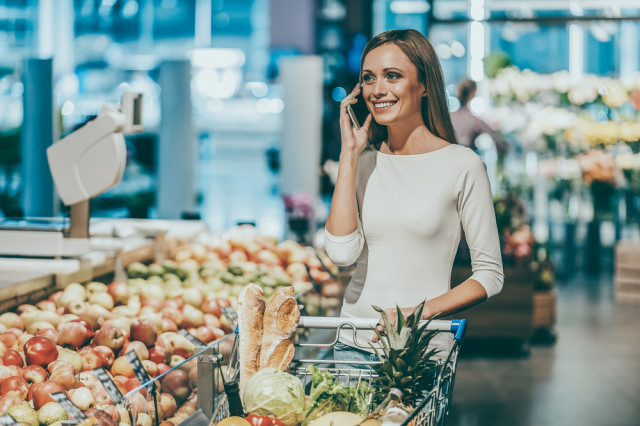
[[387, 73, 400, 80], [362, 74, 374, 82]]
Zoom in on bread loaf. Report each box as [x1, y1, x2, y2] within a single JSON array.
[[238, 283, 266, 392], [259, 286, 300, 371]]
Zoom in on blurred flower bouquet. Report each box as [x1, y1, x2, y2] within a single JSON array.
[[493, 188, 554, 288], [283, 192, 314, 243], [577, 150, 621, 221]]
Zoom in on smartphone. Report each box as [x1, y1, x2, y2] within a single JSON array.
[[346, 91, 369, 130]]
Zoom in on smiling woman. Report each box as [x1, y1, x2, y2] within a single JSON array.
[[324, 29, 504, 365]]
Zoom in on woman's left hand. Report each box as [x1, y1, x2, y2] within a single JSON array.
[[372, 307, 426, 343]]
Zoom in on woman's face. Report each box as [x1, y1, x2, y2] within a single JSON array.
[[361, 42, 425, 127]]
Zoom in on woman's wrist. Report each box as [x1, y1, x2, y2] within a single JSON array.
[[339, 150, 360, 165]]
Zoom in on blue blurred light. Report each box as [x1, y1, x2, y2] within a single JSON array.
[[447, 96, 461, 112], [332, 86, 347, 102]]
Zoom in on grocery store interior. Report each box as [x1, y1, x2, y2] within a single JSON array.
[[1, 1, 640, 425]]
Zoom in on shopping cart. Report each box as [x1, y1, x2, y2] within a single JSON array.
[[208, 316, 466, 426]]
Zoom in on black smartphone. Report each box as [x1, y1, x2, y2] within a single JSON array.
[[346, 91, 369, 129]]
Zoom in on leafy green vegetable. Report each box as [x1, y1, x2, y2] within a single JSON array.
[[243, 368, 305, 426], [302, 366, 374, 424]]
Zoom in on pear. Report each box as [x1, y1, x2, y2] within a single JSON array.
[[37, 402, 68, 426], [8, 403, 38, 426]]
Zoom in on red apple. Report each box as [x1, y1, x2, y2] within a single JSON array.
[[130, 320, 158, 348], [0, 334, 17, 349], [157, 363, 170, 375], [34, 328, 59, 344], [0, 376, 29, 400], [159, 393, 177, 419], [121, 341, 149, 361], [111, 356, 135, 379], [179, 305, 204, 328], [57, 320, 91, 349], [203, 314, 222, 329], [68, 387, 96, 410], [84, 408, 118, 426], [23, 336, 58, 367], [160, 369, 190, 403], [4, 328, 23, 339], [161, 318, 178, 333], [112, 376, 129, 395], [0, 395, 23, 415], [16, 305, 37, 314], [92, 346, 115, 369], [30, 381, 67, 410], [0, 313, 23, 330], [0, 366, 14, 382], [22, 365, 47, 386], [15, 334, 34, 352], [194, 326, 215, 343], [93, 325, 124, 352], [1, 349, 24, 367], [141, 360, 159, 378], [98, 404, 121, 423], [36, 300, 57, 312], [215, 298, 231, 308], [141, 299, 163, 312], [81, 352, 102, 371], [201, 299, 222, 317], [63, 300, 88, 316], [48, 361, 81, 391], [149, 343, 170, 365], [107, 282, 130, 306]]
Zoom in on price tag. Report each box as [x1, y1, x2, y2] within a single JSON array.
[[178, 329, 205, 346], [92, 367, 124, 404], [125, 351, 151, 387], [50, 392, 86, 421], [0, 414, 18, 426], [221, 306, 238, 329]]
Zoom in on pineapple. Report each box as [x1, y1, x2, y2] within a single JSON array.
[[369, 301, 440, 407]]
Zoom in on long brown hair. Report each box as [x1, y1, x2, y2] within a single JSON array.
[[360, 29, 458, 145]]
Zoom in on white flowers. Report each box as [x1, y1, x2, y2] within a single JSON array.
[[491, 67, 640, 108]]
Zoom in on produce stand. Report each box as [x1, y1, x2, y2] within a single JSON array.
[[0, 222, 346, 426]]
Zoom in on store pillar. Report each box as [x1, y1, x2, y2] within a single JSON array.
[[279, 56, 323, 240], [156, 59, 196, 219], [21, 58, 55, 217]]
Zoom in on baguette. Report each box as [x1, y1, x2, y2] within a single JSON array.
[[238, 283, 266, 392], [259, 286, 300, 371]]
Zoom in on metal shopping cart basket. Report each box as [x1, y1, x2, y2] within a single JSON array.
[[206, 316, 466, 426]]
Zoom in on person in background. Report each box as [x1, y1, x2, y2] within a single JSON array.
[[324, 29, 504, 365], [450, 79, 509, 155]]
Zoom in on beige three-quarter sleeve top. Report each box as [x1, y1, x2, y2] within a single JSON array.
[[325, 143, 504, 351]]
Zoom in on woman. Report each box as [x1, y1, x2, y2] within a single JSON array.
[[324, 29, 503, 363]]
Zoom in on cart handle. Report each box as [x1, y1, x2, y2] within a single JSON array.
[[298, 316, 466, 340]]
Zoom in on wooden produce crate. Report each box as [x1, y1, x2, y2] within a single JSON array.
[[614, 240, 640, 303], [533, 289, 557, 329], [452, 264, 534, 341]]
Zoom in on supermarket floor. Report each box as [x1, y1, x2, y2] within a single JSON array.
[[449, 271, 640, 426]]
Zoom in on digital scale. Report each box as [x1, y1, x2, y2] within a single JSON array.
[[0, 91, 144, 258]]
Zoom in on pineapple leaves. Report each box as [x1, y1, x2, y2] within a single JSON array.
[[396, 305, 405, 334]]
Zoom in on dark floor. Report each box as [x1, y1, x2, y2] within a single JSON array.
[[449, 272, 640, 426]]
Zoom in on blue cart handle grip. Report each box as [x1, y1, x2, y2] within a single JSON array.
[[450, 319, 467, 342]]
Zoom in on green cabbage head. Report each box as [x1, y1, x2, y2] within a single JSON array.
[[243, 368, 305, 426]]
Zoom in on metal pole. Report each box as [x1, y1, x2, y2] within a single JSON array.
[[21, 57, 55, 217]]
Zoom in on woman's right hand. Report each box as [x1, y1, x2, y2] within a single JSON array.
[[339, 84, 373, 157]]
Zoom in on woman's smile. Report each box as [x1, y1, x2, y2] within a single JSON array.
[[372, 100, 398, 111]]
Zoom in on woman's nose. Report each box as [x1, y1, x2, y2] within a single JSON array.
[[373, 80, 387, 97]]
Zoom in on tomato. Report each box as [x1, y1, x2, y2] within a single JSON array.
[[245, 414, 285, 426]]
